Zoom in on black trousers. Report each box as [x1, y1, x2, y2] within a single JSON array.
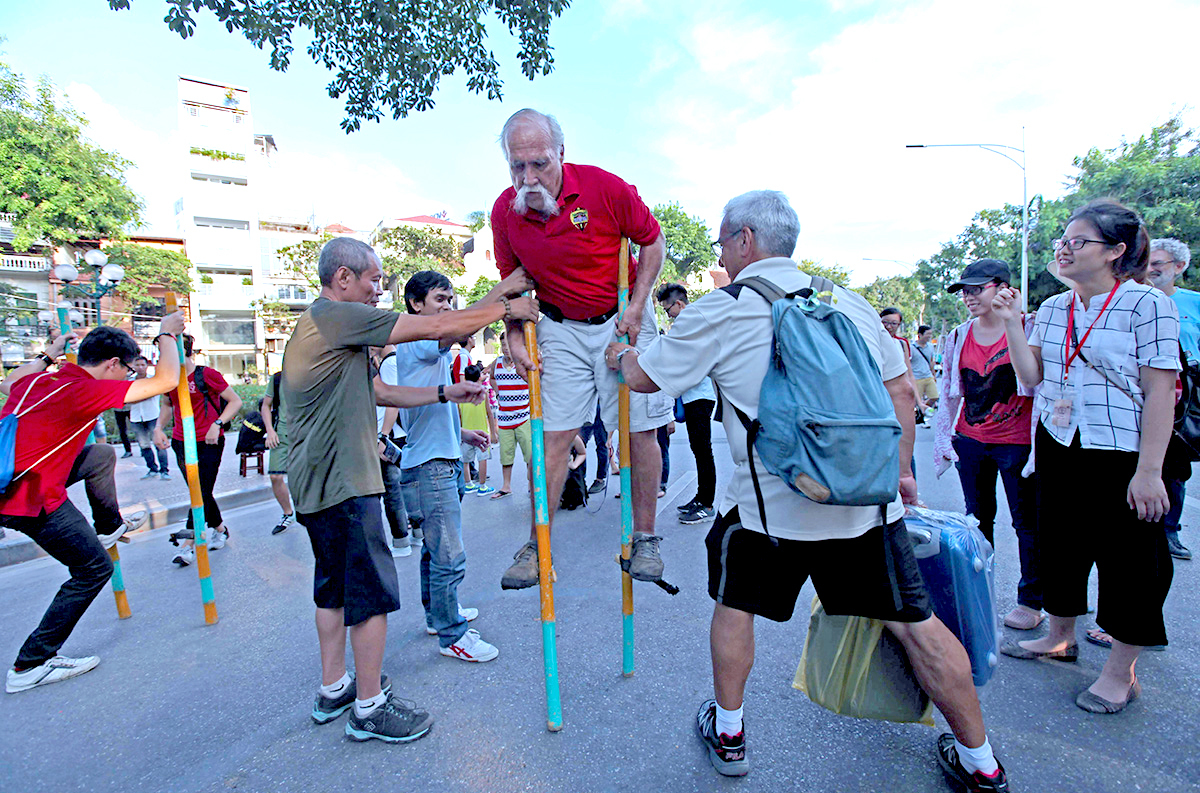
[[113, 410, 132, 454], [1, 501, 114, 669], [683, 399, 716, 506], [66, 444, 123, 535], [172, 436, 225, 530]]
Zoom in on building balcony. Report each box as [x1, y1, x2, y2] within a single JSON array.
[[0, 254, 50, 272]]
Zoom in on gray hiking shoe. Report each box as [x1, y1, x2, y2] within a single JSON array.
[[501, 541, 539, 590], [345, 693, 433, 743], [311, 673, 390, 724], [629, 532, 664, 581]]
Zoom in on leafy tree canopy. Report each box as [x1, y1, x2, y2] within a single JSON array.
[[797, 259, 852, 288], [275, 234, 330, 291], [652, 201, 717, 281], [103, 243, 193, 310], [0, 61, 142, 250], [461, 274, 502, 338], [112, 0, 571, 133], [375, 225, 464, 295], [858, 273, 927, 336], [465, 210, 488, 233]]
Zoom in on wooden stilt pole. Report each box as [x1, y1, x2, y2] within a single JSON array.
[[57, 305, 131, 619], [617, 238, 634, 677], [165, 293, 218, 625], [524, 320, 563, 731]]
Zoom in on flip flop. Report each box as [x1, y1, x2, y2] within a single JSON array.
[[490, 489, 512, 500], [1085, 628, 1165, 651]]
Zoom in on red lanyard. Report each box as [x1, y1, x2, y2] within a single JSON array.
[[1063, 281, 1120, 379]]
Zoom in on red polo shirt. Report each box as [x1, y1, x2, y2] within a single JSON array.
[[0, 364, 131, 517], [492, 163, 661, 321]]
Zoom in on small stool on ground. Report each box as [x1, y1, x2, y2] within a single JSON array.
[[239, 451, 264, 477]]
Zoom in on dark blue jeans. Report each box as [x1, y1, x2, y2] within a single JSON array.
[[952, 434, 1041, 610], [579, 401, 609, 482], [1164, 478, 1185, 539]]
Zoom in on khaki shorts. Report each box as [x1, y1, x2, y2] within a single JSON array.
[[499, 422, 531, 466], [534, 300, 674, 433], [914, 377, 938, 401]]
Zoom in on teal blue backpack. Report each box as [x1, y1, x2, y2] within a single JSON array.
[[731, 276, 901, 532]]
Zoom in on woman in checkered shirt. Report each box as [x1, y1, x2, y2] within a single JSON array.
[[994, 200, 1179, 715]]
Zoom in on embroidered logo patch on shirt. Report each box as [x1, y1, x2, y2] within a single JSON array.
[[570, 208, 588, 230]]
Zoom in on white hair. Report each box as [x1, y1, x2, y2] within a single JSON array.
[[721, 190, 800, 258], [1150, 237, 1191, 272], [499, 108, 564, 159]]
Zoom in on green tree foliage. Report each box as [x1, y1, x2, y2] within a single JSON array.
[[103, 243, 193, 311], [858, 274, 927, 335], [796, 259, 852, 288], [251, 298, 297, 334], [375, 225, 464, 297], [921, 116, 1200, 311], [275, 234, 330, 290], [652, 201, 717, 281], [460, 274, 502, 337], [0, 61, 141, 250], [465, 210, 488, 233], [113, 0, 572, 133]]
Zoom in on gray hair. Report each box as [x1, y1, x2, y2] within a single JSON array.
[[721, 190, 800, 258], [1150, 237, 1191, 272], [317, 237, 378, 287], [499, 109, 565, 159]]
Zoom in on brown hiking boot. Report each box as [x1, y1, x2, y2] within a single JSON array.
[[501, 541, 539, 590], [629, 532, 664, 581]]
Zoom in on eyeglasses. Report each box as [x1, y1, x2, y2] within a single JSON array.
[[711, 226, 754, 252], [960, 283, 998, 297], [1149, 259, 1179, 268], [1052, 237, 1108, 252], [880, 319, 901, 328]]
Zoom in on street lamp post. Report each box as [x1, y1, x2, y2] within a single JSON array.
[[906, 128, 1028, 312], [39, 248, 124, 358]]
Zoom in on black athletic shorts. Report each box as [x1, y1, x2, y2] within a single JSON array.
[[300, 495, 400, 627], [705, 506, 932, 623]]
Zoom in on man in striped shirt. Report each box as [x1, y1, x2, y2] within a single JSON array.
[[485, 332, 531, 498]]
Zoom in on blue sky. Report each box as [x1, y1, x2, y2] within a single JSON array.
[[2, 0, 1197, 285]]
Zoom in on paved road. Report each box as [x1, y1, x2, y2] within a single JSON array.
[[0, 423, 1195, 792]]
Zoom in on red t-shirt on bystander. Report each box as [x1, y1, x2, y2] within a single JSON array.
[[167, 367, 230, 442], [955, 327, 1032, 445]]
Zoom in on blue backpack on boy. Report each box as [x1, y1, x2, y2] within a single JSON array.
[[731, 275, 902, 531]]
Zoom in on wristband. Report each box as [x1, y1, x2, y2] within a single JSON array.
[[500, 296, 512, 320], [152, 333, 177, 345], [615, 348, 636, 366], [438, 384, 447, 403], [35, 352, 55, 367]]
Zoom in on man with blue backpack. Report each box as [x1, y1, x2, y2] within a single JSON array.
[[606, 191, 1009, 792]]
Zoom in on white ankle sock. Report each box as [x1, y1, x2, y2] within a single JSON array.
[[319, 672, 351, 697], [354, 690, 387, 717], [954, 736, 998, 776], [715, 703, 743, 737]]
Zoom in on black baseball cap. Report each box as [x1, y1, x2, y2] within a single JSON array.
[[947, 259, 1012, 293]]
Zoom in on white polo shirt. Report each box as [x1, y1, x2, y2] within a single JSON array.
[[638, 257, 908, 542]]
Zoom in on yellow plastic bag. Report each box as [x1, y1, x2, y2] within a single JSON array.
[[793, 596, 934, 726]]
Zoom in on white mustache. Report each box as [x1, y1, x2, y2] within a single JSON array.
[[512, 184, 559, 216]]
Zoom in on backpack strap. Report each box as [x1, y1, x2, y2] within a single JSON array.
[[12, 419, 96, 484], [725, 396, 777, 545], [193, 365, 222, 418], [12, 373, 71, 418], [735, 276, 787, 304]]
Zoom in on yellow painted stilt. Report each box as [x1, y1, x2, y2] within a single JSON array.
[[524, 321, 563, 731], [166, 293, 218, 625], [617, 239, 635, 677]]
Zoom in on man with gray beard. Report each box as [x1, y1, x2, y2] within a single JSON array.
[[489, 108, 672, 590]]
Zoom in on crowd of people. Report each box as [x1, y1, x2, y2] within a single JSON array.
[[1, 107, 1194, 793]]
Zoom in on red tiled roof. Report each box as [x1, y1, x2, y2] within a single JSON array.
[[392, 215, 468, 229], [324, 223, 355, 233]]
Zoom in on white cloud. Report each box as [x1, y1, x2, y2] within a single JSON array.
[[645, 0, 1200, 285]]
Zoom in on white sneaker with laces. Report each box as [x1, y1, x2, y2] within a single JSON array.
[[172, 547, 195, 567], [98, 523, 128, 550], [438, 628, 498, 662], [426, 606, 479, 635], [391, 542, 412, 558], [207, 526, 228, 551], [6, 655, 100, 693]]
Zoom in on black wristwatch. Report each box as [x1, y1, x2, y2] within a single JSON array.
[[437, 384, 447, 403], [216, 419, 231, 431]]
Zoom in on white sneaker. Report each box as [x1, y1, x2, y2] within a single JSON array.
[[438, 628, 498, 662], [6, 655, 100, 693], [426, 606, 479, 635], [123, 510, 149, 533], [207, 526, 228, 551], [98, 523, 128, 550], [172, 547, 195, 567], [391, 542, 412, 558]]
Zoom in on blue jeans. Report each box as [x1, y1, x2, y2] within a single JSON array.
[[1164, 478, 1185, 538], [579, 401, 609, 481], [952, 435, 1041, 610], [408, 459, 468, 647]]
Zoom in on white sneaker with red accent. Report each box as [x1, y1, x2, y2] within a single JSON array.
[[438, 628, 498, 663]]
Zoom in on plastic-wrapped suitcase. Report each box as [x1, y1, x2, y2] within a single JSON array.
[[904, 506, 1000, 687]]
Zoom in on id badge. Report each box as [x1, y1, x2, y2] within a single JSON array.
[[1051, 389, 1074, 427]]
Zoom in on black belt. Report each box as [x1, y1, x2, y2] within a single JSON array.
[[540, 300, 618, 325]]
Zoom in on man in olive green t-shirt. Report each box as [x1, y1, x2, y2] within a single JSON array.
[[281, 237, 537, 744]]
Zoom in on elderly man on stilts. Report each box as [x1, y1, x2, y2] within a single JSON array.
[[492, 108, 672, 589]]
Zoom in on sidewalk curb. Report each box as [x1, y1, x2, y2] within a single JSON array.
[[0, 482, 274, 569]]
